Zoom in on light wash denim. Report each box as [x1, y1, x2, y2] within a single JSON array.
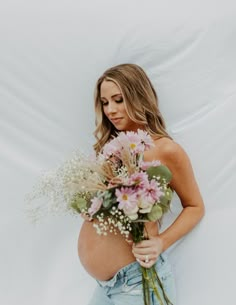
[[88, 253, 176, 305]]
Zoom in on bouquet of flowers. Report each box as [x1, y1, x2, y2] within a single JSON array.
[[27, 129, 173, 305]]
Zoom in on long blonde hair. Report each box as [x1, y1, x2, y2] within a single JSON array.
[[93, 63, 171, 153]]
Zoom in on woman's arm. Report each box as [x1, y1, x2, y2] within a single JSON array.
[[132, 138, 205, 267], [157, 140, 205, 251]]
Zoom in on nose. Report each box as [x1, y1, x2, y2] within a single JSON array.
[[107, 101, 117, 114]]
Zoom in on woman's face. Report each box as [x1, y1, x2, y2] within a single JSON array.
[[100, 80, 141, 131]]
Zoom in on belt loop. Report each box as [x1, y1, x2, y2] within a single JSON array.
[[159, 253, 165, 264]]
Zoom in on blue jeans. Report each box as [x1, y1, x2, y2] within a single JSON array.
[[88, 253, 176, 305]]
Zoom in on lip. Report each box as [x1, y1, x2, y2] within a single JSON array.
[[110, 118, 122, 124]]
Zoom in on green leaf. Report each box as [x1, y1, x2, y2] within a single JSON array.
[[147, 205, 163, 221], [70, 197, 87, 213], [163, 187, 173, 201], [102, 190, 116, 209], [102, 198, 114, 209], [159, 187, 173, 213], [146, 165, 172, 183]]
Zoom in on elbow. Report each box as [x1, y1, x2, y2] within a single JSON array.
[[198, 202, 205, 221]]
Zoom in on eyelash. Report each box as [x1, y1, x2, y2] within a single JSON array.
[[116, 98, 123, 103], [102, 98, 123, 106]]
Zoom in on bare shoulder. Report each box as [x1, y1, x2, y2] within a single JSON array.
[[153, 137, 188, 166], [144, 137, 189, 166], [146, 137, 204, 211]]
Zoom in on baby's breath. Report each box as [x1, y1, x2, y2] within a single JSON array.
[[26, 150, 110, 222]]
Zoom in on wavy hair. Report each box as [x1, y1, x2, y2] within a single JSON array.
[[93, 63, 171, 153]]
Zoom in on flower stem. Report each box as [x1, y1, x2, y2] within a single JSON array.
[[153, 267, 173, 305], [149, 266, 164, 305], [142, 267, 151, 305], [132, 222, 173, 305]]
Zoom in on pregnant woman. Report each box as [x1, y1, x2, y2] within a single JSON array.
[[78, 63, 205, 305]]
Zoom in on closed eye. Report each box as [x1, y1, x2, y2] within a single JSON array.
[[101, 100, 108, 106], [115, 98, 123, 103], [101, 97, 123, 106]]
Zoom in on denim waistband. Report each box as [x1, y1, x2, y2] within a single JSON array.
[[97, 253, 167, 288]]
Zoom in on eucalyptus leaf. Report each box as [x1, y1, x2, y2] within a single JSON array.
[[159, 188, 173, 213], [70, 197, 87, 213], [165, 188, 173, 200], [102, 198, 114, 209], [146, 165, 172, 183], [147, 205, 163, 221], [103, 191, 112, 200], [102, 190, 117, 208]]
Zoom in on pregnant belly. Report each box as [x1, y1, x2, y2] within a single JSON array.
[[78, 220, 136, 281]]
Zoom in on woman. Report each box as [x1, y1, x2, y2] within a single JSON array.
[[78, 63, 205, 305]]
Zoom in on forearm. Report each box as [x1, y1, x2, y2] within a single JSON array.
[[159, 205, 205, 251]]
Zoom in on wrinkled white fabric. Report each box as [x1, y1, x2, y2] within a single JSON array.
[[0, 1, 235, 304]]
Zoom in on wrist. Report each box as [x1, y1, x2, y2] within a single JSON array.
[[157, 234, 165, 252]]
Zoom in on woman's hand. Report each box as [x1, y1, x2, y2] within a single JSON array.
[[132, 236, 163, 268]]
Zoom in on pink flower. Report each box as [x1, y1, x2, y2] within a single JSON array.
[[140, 160, 161, 171], [102, 137, 122, 158], [88, 197, 103, 216], [136, 180, 163, 213], [128, 172, 149, 188], [125, 131, 145, 154], [117, 131, 144, 154], [137, 129, 154, 150], [144, 179, 164, 203], [115, 187, 138, 211]]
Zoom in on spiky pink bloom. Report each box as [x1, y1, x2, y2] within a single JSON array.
[[144, 179, 164, 203], [118, 131, 144, 154], [137, 129, 154, 150], [102, 140, 120, 158], [136, 180, 163, 213], [88, 197, 103, 216], [128, 172, 149, 188], [115, 187, 138, 211]]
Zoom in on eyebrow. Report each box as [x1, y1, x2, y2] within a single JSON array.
[[100, 93, 122, 100]]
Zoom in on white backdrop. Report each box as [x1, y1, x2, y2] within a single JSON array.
[[0, 1, 236, 305]]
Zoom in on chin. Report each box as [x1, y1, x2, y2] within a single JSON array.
[[113, 124, 125, 131]]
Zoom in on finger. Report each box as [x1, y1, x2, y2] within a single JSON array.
[[137, 258, 155, 268], [133, 238, 163, 255], [132, 246, 153, 255], [134, 253, 155, 262], [133, 240, 153, 248]]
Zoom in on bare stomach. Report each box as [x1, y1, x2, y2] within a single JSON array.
[[78, 220, 159, 281]]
